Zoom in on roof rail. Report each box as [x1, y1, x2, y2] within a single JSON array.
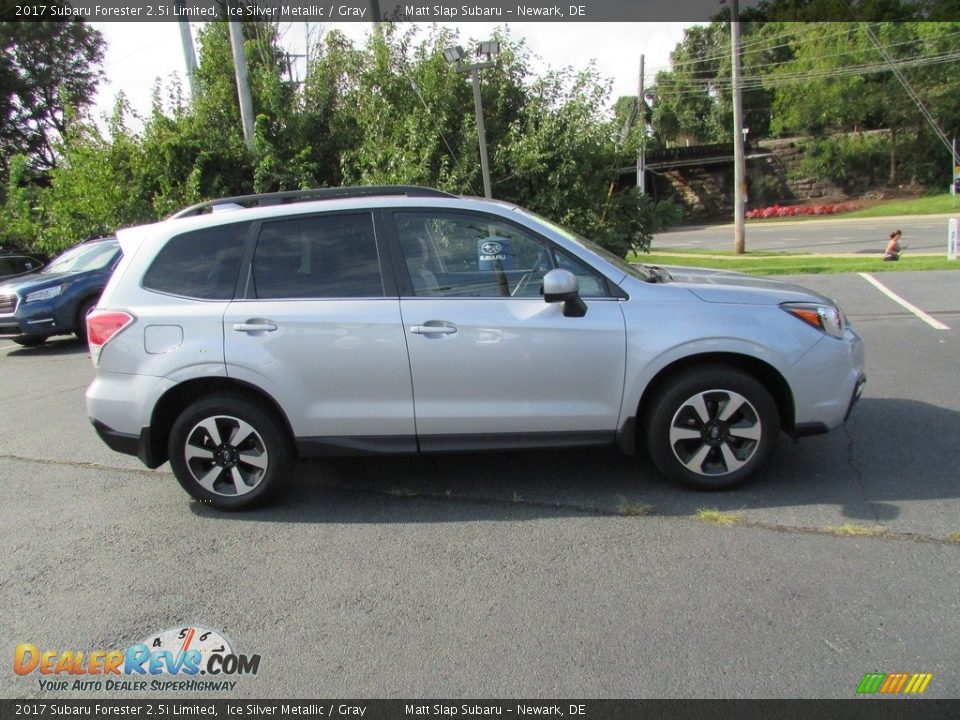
[[169, 185, 458, 219]]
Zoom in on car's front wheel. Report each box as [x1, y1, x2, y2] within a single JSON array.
[[645, 366, 779, 490], [74, 297, 99, 342], [12, 335, 46, 347], [168, 394, 293, 509]]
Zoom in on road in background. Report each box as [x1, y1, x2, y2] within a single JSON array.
[[653, 214, 957, 254], [1, 272, 958, 698]]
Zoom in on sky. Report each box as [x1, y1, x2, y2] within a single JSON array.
[[90, 21, 696, 125]]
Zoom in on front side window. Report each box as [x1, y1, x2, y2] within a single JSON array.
[[143, 224, 248, 300], [251, 213, 383, 299], [394, 212, 608, 298]]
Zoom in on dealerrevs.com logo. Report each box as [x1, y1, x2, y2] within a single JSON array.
[[14, 625, 260, 692]]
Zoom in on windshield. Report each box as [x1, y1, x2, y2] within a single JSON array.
[[43, 241, 119, 274], [512, 208, 655, 282]]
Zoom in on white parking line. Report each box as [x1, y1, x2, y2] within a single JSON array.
[[857, 273, 950, 330]]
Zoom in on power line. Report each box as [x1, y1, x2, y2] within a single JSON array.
[[861, 22, 954, 159], [650, 23, 960, 81], [648, 49, 960, 100]]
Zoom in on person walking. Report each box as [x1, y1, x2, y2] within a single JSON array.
[[883, 229, 902, 261]]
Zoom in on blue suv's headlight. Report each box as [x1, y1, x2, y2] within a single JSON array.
[[25, 284, 66, 303]]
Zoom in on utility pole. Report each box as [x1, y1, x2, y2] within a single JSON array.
[[730, 0, 746, 254], [953, 136, 957, 209], [228, 16, 255, 152], [446, 44, 499, 199], [637, 54, 646, 194], [176, 16, 198, 100], [471, 68, 493, 199]]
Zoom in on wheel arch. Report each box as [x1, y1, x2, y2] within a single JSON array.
[[622, 352, 796, 453], [145, 378, 296, 468]]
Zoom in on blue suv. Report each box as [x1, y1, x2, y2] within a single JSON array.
[[0, 237, 121, 347]]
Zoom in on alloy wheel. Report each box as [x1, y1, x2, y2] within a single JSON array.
[[668, 389, 763, 477]]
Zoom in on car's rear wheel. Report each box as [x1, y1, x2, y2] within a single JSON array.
[[12, 336, 46, 347], [645, 366, 779, 490], [168, 394, 293, 509]]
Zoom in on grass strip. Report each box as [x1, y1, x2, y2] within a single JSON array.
[[634, 251, 960, 275]]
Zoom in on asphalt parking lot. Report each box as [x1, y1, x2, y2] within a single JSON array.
[[2, 270, 958, 699]]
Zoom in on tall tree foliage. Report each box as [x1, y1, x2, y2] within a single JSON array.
[[4, 22, 676, 257], [649, 0, 959, 187], [0, 21, 105, 176]]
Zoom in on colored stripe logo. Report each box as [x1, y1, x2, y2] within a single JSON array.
[[857, 673, 932, 694]]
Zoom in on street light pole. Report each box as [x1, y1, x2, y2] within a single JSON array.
[[445, 43, 499, 199], [470, 68, 493, 199], [228, 17, 255, 152], [730, 0, 746, 255]]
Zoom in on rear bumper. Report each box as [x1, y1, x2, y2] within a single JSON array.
[[90, 419, 163, 468], [91, 419, 139, 456]]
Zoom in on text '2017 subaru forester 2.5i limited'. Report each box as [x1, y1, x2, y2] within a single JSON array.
[[85, 186, 865, 509]]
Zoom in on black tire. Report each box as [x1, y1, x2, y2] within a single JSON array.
[[74, 297, 99, 342], [168, 393, 293, 509], [645, 365, 779, 491], [12, 335, 46, 347]]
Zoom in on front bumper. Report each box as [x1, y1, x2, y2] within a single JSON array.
[[786, 327, 866, 431], [0, 297, 64, 338], [845, 373, 867, 421]]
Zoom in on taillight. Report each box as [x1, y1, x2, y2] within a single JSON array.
[[87, 310, 134, 365]]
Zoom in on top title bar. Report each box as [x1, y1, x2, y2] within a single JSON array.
[[4, 0, 734, 22], [6, 0, 956, 23]]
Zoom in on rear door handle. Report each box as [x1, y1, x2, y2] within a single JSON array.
[[410, 323, 457, 336], [233, 320, 278, 333]]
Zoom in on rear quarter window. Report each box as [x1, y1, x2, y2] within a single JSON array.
[[143, 223, 249, 300]]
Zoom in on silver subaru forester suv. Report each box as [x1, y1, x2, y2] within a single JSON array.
[[86, 187, 865, 509]]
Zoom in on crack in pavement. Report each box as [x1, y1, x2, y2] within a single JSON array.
[[843, 423, 879, 523], [0, 383, 90, 403], [6, 454, 954, 547]]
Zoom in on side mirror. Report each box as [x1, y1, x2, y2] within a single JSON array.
[[542, 269, 587, 318]]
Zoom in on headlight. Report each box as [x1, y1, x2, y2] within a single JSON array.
[[25, 284, 65, 303], [781, 302, 845, 339]]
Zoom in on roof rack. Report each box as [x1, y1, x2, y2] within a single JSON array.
[[169, 185, 458, 219]]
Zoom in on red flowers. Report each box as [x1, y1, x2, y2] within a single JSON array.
[[745, 202, 856, 220]]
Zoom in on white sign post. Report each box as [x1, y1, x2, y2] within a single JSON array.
[[949, 218, 958, 260]]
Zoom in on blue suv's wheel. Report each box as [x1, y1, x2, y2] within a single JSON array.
[[74, 297, 99, 342], [168, 394, 293, 509], [12, 336, 46, 347]]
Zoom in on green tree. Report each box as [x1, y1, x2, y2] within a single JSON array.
[[766, 20, 960, 183], [650, 20, 777, 146], [1, 21, 680, 256], [0, 21, 105, 176]]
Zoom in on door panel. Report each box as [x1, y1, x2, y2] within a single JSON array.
[[224, 299, 415, 441], [400, 297, 626, 441], [223, 211, 415, 445], [391, 210, 627, 444]]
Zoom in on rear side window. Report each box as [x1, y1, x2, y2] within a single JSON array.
[[143, 224, 249, 299], [251, 213, 383, 299]]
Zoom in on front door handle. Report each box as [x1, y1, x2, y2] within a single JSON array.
[[233, 320, 278, 333], [410, 322, 457, 336]]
